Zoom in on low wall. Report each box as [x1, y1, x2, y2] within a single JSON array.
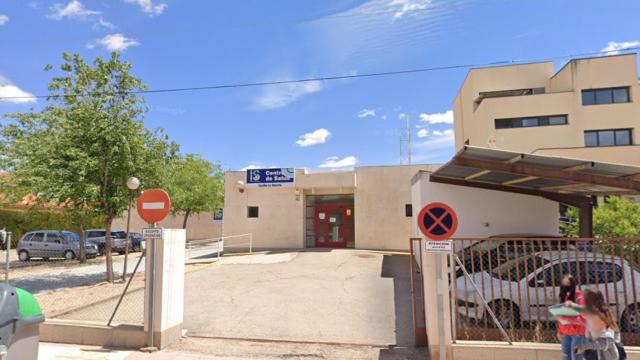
[[40, 320, 146, 349], [452, 341, 640, 360]]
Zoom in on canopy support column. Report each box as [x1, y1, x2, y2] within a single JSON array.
[[579, 202, 593, 238]]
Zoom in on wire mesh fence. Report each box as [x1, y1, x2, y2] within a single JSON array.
[[450, 237, 640, 345], [0, 230, 145, 326]]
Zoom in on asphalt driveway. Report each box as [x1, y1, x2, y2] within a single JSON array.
[[183, 249, 414, 347]]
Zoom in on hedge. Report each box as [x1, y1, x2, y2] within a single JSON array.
[[0, 208, 102, 248]]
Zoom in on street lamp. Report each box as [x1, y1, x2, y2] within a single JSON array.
[[122, 177, 140, 282]]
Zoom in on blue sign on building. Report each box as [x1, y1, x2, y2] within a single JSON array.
[[246, 168, 295, 188], [213, 207, 223, 222]]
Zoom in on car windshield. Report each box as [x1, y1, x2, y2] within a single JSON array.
[[62, 232, 79, 242], [491, 254, 550, 282], [111, 231, 127, 239], [458, 241, 499, 259]]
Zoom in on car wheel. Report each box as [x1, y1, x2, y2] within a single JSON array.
[[487, 300, 520, 329], [64, 250, 76, 260], [42, 257, 49, 261], [18, 250, 30, 262], [622, 304, 640, 333], [118, 250, 126, 255]]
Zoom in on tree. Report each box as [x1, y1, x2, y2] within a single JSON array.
[[1, 52, 172, 281], [560, 197, 640, 237], [165, 154, 224, 228]]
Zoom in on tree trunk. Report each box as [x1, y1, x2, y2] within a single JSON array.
[[78, 220, 86, 263], [182, 209, 191, 229], [105, 217, 114, 283]]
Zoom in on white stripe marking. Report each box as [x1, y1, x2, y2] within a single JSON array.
[[142, 202, 165, 210]]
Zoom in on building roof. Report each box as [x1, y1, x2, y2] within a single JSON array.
[[429, 146, 640, 206]]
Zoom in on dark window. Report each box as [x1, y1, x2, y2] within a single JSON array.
[[247, 206, 259, 218], [87, 231, 105, 238], [405, 204, 413, 217], [582, 87, 630, 105], [30, 232, 44, 242], [584, 129, 632, 147], [494, 115, 567, 130], [46, 232, 65, 244]]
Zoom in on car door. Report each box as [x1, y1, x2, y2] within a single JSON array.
[[28, 232, 45, 258], [527, 261, 569, 323], [45, 232, 65, 259]]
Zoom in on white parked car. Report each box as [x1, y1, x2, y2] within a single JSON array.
[[454, 252, 640, 332]]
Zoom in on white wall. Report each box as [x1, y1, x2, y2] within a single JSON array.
[[411, 171, 560, 238]]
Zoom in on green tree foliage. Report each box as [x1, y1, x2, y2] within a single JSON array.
[[165, 154, 224, 228], [1, 52, 173, 281], [560, 197, 640, 237]]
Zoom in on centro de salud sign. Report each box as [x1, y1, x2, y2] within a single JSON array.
[[246, 168, 295, 188]]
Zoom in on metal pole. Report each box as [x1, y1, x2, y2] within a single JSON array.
[[435, 253, 446, 360], [454, 254, 512, 344], [249, 233, 252, 253], [146, 223, 157, 350], [449, 252, 457, 344], [4, 232, 9, 284], [217, 236, 221, 260], [108, 251, 144, 326], [123, 190, 134, 282]]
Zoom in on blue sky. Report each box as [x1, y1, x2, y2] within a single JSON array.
[[1, 0, 639, 171]]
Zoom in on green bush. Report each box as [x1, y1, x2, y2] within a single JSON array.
[[0, 208, 102, 248]]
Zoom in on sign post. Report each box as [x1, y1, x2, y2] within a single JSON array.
[[137, 189, 171, 351], [417, 202, 458, 360]]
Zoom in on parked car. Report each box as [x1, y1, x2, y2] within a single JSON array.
[[129, 232, 144, 252], [85, 229, 131, 255], [17, 230, 99, 261], [452, 234, 590, 279], [454, 252, 640, 332]]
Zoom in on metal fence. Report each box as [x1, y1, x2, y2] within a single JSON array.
[[0, 230, 145, 326], [450, 237, 640, 345], [185, 233, 253, 263]]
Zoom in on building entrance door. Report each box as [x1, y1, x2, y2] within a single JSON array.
[[314, 204, 353, 248]]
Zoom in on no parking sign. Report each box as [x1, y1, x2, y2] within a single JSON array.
[[417, 202, 458, 253]]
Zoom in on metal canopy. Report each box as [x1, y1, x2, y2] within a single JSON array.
[[430, 146, 640, 208]]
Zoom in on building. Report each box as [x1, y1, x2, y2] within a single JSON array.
[[453, 54, 640, 165], [223, 165, 559, 251]]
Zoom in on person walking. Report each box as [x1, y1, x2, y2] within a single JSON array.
[[574, 289, 622, 360], [558, 274, 587, 360]]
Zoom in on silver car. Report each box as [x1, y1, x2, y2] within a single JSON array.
[[85, 229, 131, 255], [17, 230, 99, 261], [455, 252, 640, 331]]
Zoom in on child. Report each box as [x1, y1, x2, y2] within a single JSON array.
[[574, 289, 620, 360], [557, 274, 587, 360]]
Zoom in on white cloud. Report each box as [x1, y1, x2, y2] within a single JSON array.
[[0, 76, 37, 104], [357, 108, 376, 118], [49, 0, 100, 20], [296, 128, 331, 147], [601, 41, 640, 55], [319, 155, 358, 169], [389, 0, 430, 19], [123, 0, 167, 16], [432, 129, 453, 137], [398, 112, 408, 120], [88, 34, 140, 51], [417, 128, 429, 138], [254, 80, 323, 110], [0, 14, 9, 26], [94, 17, 116, 30], [419, 110, 453, 124]]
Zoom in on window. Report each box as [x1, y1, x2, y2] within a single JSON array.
[[495, 115, 567, 129], [405, 204, 412, 217], [584, 129, 632, 147], [46, 232, 65, 244], [582, 87, 630, 105], [247, 206, 259, 218], [87, 231, 105, 238], [29, 232, 44, 242]]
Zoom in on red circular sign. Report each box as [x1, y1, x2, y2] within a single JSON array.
[[417, 202, 458, 241], [136, 189, 171, 224]]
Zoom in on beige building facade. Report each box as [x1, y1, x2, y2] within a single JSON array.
[[223, 165, 440, 251], [453, 54, 640, 165]]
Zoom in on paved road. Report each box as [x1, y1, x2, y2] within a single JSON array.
[[183, 249, 414, 347], [11, 253, 145, 294]]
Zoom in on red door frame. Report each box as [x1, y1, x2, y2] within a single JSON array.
[[314, 204, 353, 248]]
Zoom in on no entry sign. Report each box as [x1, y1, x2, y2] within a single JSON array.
[[136, 189, 171, 224], [417, 202, 458, 241]]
